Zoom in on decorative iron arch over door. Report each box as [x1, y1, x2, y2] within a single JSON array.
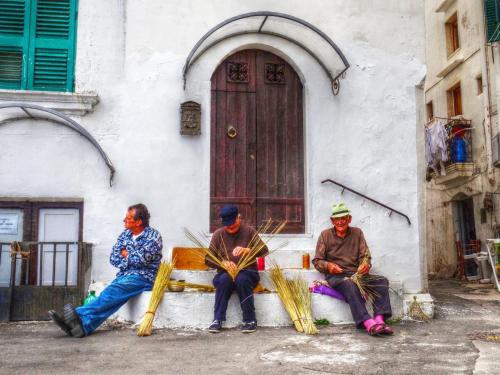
[[210, 49, 304, 233]]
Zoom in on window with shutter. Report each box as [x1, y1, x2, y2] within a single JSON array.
[[485, 0, 500, 43], [0, 0, 77, 92]]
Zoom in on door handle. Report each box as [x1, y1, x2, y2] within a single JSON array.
[[227, 126, 237, 139]]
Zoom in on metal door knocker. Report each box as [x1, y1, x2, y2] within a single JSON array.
[[227, 126, 238, 139]]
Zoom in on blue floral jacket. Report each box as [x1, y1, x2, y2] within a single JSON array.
[[109, 226, 163, 283]]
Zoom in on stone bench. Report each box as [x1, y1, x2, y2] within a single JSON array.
[[89, 269, 414, 329]]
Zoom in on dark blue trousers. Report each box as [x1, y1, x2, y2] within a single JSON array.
[[327, 274, 392, 328], [213, 269, 260, 323], [75, 274, 152, 335]]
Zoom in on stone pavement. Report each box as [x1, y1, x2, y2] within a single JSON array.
[[1, 280, 500, 375]]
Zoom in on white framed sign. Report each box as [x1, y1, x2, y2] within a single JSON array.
[[0, 213, 19, 235]]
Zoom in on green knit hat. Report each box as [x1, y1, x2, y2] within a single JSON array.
[[331, 202, 351, 218]]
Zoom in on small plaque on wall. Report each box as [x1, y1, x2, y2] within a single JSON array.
[[0, 213, 18, 235], [180, 101, 201, 135]]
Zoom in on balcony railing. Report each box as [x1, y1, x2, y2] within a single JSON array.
[[0, 241, 92, 287], [427, 118, 474, 185]]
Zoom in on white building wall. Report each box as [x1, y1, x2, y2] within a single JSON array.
[[0, 0, 426, 292]]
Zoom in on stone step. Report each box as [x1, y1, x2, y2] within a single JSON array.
[[171, 269, 403, 293], [113, 289, 404, 329], [170, 269, 324, 290], [89, 271, 407, 329]]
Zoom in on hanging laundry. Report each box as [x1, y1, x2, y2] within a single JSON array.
[[425, 119, 448, 176]]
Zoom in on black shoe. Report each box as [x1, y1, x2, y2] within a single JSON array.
[[48, 310, 73, 337], [241, 321, 257, 333], [63, 304, 86, 338], [208, 320, 222, 333]]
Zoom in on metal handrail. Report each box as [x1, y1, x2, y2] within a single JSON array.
[[321, 179, 411, 225]]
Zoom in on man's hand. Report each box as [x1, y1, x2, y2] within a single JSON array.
[[357, 262, 370, 275], [222, 260, 237, 273], [120, 248, 128, 258], [232, 246, 250, 257], [327, 262, 343, 274]]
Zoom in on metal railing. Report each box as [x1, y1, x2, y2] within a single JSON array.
[[0, 242, 92, 288], [443, 119, 473, 167], [321, 179, 411, 225]]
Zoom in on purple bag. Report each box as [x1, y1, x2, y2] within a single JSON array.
[[310, 284, 346, 302]]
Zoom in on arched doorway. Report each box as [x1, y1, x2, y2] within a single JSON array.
[[210, 49, 305, 233]]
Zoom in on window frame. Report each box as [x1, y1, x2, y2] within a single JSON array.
[[426, 101, 434, 122], [445, 12, 460, 58], [447, 82, 462, 117]]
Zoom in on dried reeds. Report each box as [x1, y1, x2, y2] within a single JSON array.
[[184, 219, 288, 281], [408, 296, 430, 322], [137, 260, 175, 336], [269, 263, 318, 335], [348, 248, 386, 305]]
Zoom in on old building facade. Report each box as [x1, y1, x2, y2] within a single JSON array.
[[424, 0, 500, 279], [0, 0, 428, 322]]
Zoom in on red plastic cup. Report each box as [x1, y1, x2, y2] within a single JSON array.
[[257, 257, 265, 271]]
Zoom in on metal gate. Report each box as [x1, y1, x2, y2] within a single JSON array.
[[0, 241, 92, 321]]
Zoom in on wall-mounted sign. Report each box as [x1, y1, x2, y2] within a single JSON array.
[[180, 101, 201, 135], [0, 213, 18, 235]]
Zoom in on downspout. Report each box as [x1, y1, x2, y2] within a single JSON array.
[[480, 1, 496, 187]]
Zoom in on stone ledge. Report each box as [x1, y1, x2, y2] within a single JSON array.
[[435, 0, 456, 13], [111, 290, 406, 329], [89, 274, 406, 329], [0, 89, 99, 116], [433, 163, 475, 186]]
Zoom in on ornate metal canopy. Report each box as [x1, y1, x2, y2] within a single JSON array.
[[0, 103, 115, 186], [183, 11, 350, 95]]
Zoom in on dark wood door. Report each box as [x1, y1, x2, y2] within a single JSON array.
[[210, 50, 304, 233]]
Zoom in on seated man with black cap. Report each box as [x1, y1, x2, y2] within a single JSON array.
[[205, 204, 268, 333]]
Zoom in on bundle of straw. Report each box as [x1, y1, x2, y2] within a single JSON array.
[[269, 264, 318, 335], [348, 248, 386, 305], [184, 219, 288, 281], [137, 260, 175, 336], [408, 296, 430, 322]]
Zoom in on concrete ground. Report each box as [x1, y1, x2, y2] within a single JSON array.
[[1, 280, 500, 375]]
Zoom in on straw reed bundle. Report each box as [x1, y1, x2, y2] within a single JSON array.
[[348, 248, 386, 305], [408, 296, 430, 321], [269, 264, 318, 335], [137, 260, 175, 336], [184, 219, 288, 281]]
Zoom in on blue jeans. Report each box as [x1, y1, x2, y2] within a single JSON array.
[[213, 269, 260, 323], [75, 274, 152, 335]]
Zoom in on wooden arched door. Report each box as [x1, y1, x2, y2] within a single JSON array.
[[210, 49, 304, 233]]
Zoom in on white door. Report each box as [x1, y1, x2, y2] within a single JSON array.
[[0, 209, 23, 287], [38, 209, 79, 286]]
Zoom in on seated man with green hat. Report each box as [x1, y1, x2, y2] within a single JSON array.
[[312, 202, 393, 336]]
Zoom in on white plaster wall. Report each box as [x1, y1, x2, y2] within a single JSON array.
[[0, 0, 426, 292]]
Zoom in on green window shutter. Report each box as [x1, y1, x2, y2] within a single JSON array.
[[0, 0, 30, 89], [27, 0, 77, 92], [485, 0, 500, 42]]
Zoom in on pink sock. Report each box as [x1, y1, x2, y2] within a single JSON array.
[[374, 315, 384, 325], [363, 318, 376, 331]]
